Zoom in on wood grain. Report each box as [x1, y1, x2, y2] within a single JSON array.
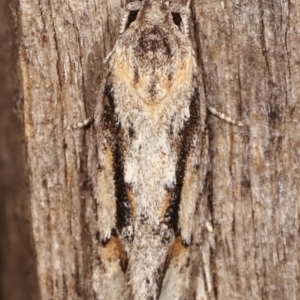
[[5, 0, 299, 299]]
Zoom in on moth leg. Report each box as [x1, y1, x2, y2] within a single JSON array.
[[119, 1, 142, 34], [208, 106, 243, 126], [67, 117, 94, 130]]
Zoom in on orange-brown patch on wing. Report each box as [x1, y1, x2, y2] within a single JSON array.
[[104, 145, 114, 166], [134, 74, 171, 105], [101, 236, 125, 263], [169, 53, 194, 92], [113, 45, 194, 120], [113, 47, 132, 86], [113, 48, 169, 109], [168, 236, 187, 260], [126, 187, 136, 219], [158, 191, 172, 219]]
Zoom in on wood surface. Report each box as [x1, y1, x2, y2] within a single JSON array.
[[1, 0, 299, 299]]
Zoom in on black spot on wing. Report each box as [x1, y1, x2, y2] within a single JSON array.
[[129, 126, 135, 138]]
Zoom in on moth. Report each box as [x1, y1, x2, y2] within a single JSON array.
[[78, 0, 241, 299]]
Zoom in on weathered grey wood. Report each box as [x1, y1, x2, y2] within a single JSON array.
[[17, 0, 124, 299], [192, 1, 300, 299], [13, 0, 300, 299]]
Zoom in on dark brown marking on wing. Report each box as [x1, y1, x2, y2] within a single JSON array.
[[164, 88, 200, 233], [103, 84, 133, 235]]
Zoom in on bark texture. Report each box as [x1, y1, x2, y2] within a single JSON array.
[[6, 0, 299, 299], [192, 1, 300, 299]]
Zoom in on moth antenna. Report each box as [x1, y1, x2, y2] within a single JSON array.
[[119, 10, 130, 34], [169, 2, 190, 36], [119, 1, 142, 34], [182, 0, 191, 36], [181, 10, 190, 36]]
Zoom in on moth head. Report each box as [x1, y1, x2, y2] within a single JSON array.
[[124, 0, 188, 28]]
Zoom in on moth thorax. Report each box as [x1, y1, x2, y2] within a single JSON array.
[[137, 0, 171, 25]]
